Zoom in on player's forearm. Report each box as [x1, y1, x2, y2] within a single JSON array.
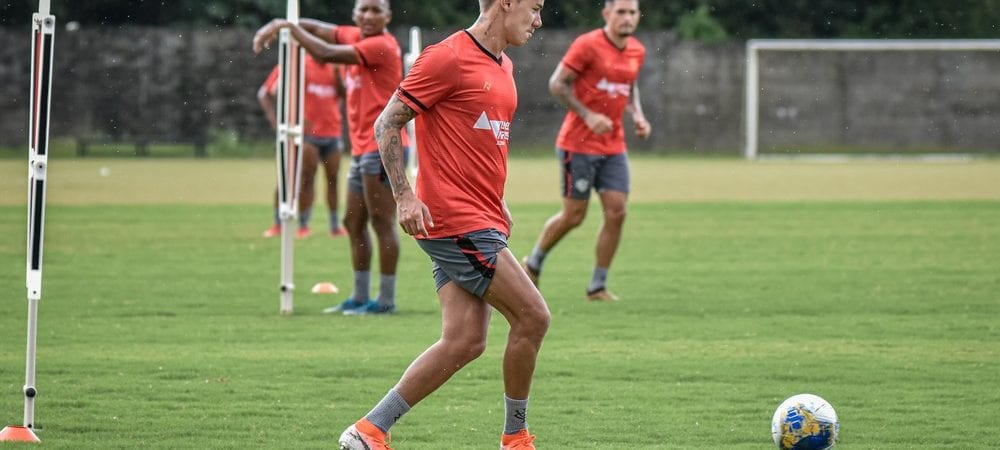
[[375, 101, 417, 198], [377, 129, 411, 199], [298, 19, 337, 42], [288, 24, 341, 62], [627, 85, 646, 120], [550, 80, 591, 119]]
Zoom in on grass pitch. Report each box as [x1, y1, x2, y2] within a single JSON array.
[[1, 156, 999, 448]]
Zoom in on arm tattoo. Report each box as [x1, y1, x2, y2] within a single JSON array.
[[375, 98, 418, 197], [552, 73, 589, 118]]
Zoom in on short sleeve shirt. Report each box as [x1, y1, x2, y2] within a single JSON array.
[[395, 31, 517, 239], [555, 29, 645, 155], [333, 26, 409, 155], [264, 54, 342, 138]]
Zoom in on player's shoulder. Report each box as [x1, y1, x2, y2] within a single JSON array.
[[572, 28, 606, 45], [420, 31, 465, 61], [364, 30, 401, 49], [626, 35, 646, 53], [334, 25, 361, 42]]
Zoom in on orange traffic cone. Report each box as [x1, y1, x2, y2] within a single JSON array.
[[311, 282, 339, 294], [0, 425, 40, 442]]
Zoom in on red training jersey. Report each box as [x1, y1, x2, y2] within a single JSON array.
[[395, 31, 517, 239], [333, 26, 409, 156], [555, 29, 645, 155], [264, 54, 343, 137]]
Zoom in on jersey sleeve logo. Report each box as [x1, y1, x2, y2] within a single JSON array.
[[596, 77, 631, 98], [474, 111, 510, 147]]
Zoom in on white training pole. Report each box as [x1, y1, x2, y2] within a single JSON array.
[[743, 40, 759, 160], [2, 1, 54, 443], [275, 0, 305, 315], [404, 26, 421, 178]]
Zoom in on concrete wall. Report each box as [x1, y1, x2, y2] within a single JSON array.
[[1, 26, 998, 154]]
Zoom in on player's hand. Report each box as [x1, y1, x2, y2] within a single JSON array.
[[584, 111, 613, 135], [252, 19, 286, 54], [396, 190, 434, 238], [634, 115, 651, 140]]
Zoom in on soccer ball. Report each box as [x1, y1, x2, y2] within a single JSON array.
[[771, 393, 839, 449]]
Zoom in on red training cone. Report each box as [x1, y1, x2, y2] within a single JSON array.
[[0, 425, 40, 442]]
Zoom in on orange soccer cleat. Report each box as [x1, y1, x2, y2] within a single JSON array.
[[586, 288, 619, 302], [339, 418, 392, 450], [500, 429, 536, 450]]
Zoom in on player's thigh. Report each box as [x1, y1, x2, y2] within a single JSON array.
[[314, 137, 344, 179], [300, 142, 320, 183], [361, 174, 396, 222], [357, 152, 397, 221], [594, 152, 630, 196], [343, 184, 369, 224], [438, 282, 492, 344], [558, 148, 598, 201], [483, 248, 548, 324], [417, 230, 506, 299]]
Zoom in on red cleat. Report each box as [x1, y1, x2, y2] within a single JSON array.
[[501, 429, 536, 450], [262, 224, 281, 238]]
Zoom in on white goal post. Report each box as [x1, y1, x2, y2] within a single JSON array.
[[744, 39, 1000, 159]]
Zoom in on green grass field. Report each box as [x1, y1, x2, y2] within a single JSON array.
[[1, 156, 999, 448]]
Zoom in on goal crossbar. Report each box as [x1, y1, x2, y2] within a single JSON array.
[[744, 39, 1000, 159]]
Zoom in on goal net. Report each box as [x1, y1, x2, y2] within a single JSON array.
[[744, 39, 1000, 159]]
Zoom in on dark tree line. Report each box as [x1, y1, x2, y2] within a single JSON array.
[[3, 0, 999, 39]]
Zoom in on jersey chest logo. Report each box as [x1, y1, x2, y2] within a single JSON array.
[[307, 83, 337, 98], [595, 77, 631, 98], [344, 71, 361, 93], [473, 111, 510, 147]]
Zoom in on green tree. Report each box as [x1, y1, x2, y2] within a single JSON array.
[[676, 3, 727, 43], [3, 0, 999, 38]]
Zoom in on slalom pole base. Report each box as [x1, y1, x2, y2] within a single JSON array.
[[0, 425, 40, 443]]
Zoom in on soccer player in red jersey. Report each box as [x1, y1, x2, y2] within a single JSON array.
[[523, 0, 651, 302], [335, 0, 548, 449], [259, 54, 347, 239], [253, 0, 409, 315]]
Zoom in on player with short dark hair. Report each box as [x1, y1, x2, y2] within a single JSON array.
[[254, 0, 409, 315], [336, 0, 549, 448], [523, 0, 650, 302]]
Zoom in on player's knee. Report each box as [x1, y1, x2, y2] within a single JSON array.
[[520, 304, 550, 342], [343, 215, 363, 232], [604, 206, 626, 225], [563, 208, 587, 228], [447, 335, 487, 363]]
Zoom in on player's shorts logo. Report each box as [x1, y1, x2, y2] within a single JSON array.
[[574, 178, 590, 193], [473, 111, 510, 147]]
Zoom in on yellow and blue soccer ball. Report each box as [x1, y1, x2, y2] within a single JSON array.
[[771, 394, 839, 450]]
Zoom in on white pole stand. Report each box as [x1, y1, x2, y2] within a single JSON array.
[[3, 0, 53, 444], [274, 1, 304, 315]]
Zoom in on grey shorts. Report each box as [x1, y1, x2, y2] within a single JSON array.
[[346, 150, 408, 193], [416, 229, 508, 298], [304, 136, 343, 161], [557, 148, 630, 200]]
